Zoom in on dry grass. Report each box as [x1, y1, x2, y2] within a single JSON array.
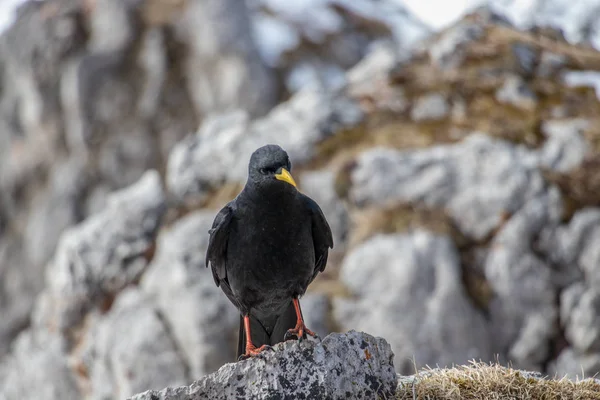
[[396, 361, 600, 400]]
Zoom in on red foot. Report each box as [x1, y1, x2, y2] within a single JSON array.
[[285, 323, 318, 341], [244, 343, 271, 357], [238, 315, 273, 360], [284, 298, 320, 341]]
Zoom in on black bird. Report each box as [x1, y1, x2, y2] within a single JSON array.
[[206, 144, 333, 359]]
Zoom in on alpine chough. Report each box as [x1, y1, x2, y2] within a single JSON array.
[[206, 144, 333, 359]]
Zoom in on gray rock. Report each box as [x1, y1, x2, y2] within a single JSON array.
[[540, 209, 600, 287], [562, 71, 600, 99], [488, 0, 600, 49], [129, 331, 397, 400], [484, 191, 561, 369], [333, 232, 492, 374], [0, 236, 31, 358], [166, 88, 363, 203], [97, 126, 161, 188], [537, 51, 568, 78], [24, 158, 87, 267], [87, 0, 135, 53], [175, 0, 278, 117], [1, 171, 175, 399], [511, 43, 537, 75], [427, 20, 485, 68], [410, 93, 449, 121], [539, 119, 588, 172], [300, 169, 349, 249], [341, 127, 585, 372], [0, 332, 80, 400], [561, 284, 600, 354], [80, 288, 189, 399], [141, 211, 239, 377], [1, 158, 89, 357], [0, 0, 286, 355], [346, 42, 409, 113], [349, 134, 546, 241], [346, 41, 399, 89], [298, 293, 330, 340], [0, 0, 88, 351], [35, 171, 166, 333], [547, 348, 600, 380], [286, 62, 347, 93], [248, 0, 430, 92], [495, 75, 537, 110]]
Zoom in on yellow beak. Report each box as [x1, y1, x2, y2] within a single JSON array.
[[275, 168, 297, 188]]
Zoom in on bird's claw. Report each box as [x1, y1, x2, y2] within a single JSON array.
[[283, 330, 293, 341], [285, 325, 318, 342], [238, 344, 272, 361], [284, 328, 303, 341]]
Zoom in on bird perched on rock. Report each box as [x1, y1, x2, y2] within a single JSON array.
[[206, 144, 333, 359]]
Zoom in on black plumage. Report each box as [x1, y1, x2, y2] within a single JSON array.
[[206, 144, 333, 359]]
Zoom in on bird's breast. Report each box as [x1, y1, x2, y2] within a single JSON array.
[[226, 207, 315, 300]]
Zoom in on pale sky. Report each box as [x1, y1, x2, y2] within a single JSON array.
[[402, 0, 486, 29]]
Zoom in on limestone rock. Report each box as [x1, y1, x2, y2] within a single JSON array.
[[538, 119, 588, 173], [129, 331, 397, 400], [334, 232, 492, 374], [166, 88, 363, 203], [561, 283, 600, 354], [174, 0, 278, 117], [495, 75, 537, 111], [36, 170, 166, 334], [488, 0, 600, 47], [410, 93, 449, 121], [348, 135, 547, 241], [548, 348, 600, 380], [248, 0, 430, 92], [300, 169, 349, 250], [141, 211, 239, 377], [0, 332, 80, 400], [297, 293, 330, 340], [0, 0, 281, 354], [80, 289, 189, 399], [484, 191, 562, 369]]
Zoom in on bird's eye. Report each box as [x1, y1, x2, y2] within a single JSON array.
[[260, 166, 278, 175]]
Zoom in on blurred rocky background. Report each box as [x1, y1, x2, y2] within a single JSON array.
[[1, 0, 600, 398]]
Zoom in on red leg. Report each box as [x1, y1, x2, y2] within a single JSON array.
[[243, 315, 271, 357], [285, 298, 319, 341]]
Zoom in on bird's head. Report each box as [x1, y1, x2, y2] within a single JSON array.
[[247, 144, 297, 191]]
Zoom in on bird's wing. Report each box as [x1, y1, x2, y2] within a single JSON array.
[[301, 194, 334, 282], [205, 203, 240, 308]]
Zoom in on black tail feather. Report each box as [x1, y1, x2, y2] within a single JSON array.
[[236, 300, 302, 359]]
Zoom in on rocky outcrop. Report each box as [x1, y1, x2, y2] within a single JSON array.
[[166, 90, 363, 205], [0, 0, 265, 357], [334, 231, 493, 373], [247, 0, 430, 92], [326, 9, 600, 376], [0, 0, 421, 361], [0, 171, 167, 400], [139, 211, 239, 378], [4, 3, 600, 399], [129, 331, 397, 400]]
